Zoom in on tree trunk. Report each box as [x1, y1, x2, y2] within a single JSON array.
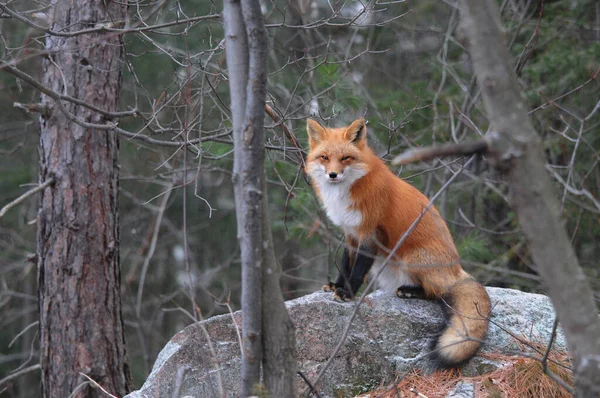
[[260, 177, 298, 397], [37, 1, 131, 397], [224, 1, 263, 395], [459, 1, 600, 395], [224, 1, 297, 396]]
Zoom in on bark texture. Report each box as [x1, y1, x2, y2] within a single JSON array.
[[459, 1, 600, 395], [224, 0, 297, 396], [260, 178, 298, 396], [224, 1, 263, 395], [37, 1, 131, 397]]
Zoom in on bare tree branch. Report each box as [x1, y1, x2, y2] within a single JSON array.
[[0, 365, 41, 388], [0, 3, 220, 37], [392, 140, 488, 165], [1, 62, 138, 118], [0, 178, 54, 221]]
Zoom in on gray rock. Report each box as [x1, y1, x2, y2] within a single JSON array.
[[125, 287, 566, 398], [445, 381, 475, 398]]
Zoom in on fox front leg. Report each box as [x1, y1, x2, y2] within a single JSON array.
[[323, 247, 353, 294], [330, 244, 375, 301]]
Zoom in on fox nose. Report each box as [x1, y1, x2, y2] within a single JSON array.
[[329, 172, 338, 179]]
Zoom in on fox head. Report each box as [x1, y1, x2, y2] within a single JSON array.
[[306, 118, 370, 186]]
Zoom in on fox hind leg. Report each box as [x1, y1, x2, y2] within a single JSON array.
[[396, 285, 427, 299]]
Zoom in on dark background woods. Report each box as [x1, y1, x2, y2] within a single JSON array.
[[1, 0, 599, 396]]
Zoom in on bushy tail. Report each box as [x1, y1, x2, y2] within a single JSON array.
[[435, 278, 491, 367]]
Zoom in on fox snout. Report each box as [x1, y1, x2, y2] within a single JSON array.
[[327, 170, 342, 182], [324, 166, 344, 182]]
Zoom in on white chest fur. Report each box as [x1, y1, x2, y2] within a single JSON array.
[[317, 181, 363, 233]]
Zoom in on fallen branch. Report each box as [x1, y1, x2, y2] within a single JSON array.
[[410, 387, 430, 398]]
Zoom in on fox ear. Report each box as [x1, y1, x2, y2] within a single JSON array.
[[307, 119, 326, 148], [345, 118, 367, 146]]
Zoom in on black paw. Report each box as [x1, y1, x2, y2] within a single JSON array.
[[333, 287, 354, 302], [396, 285, 426, 299], [322, 282, 336, 292]]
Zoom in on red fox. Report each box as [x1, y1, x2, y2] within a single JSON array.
[[306, 118, 491, 367]]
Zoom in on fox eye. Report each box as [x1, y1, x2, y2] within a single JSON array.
[[341, 156, 351, 161], [320, 155, 329, 160]]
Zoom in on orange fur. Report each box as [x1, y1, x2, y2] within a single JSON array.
[[306, 118, 491, 366]]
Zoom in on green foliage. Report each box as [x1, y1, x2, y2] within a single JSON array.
[[370, 80, 435, 136], [314, 63, 362, 112], [522, 40, 600, 106], [515, 0, 600, 106], [457, 232, 495, 263]]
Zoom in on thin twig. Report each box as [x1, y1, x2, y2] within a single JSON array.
[[162, 303, 226, 397], [514, 0, 545, 75], [8, 321, 38, 348], [542, 317, 560, 373], [171, 366, 189, 398], [546, 165, 600, 212], [135, 181, 173, 317], [0, 178, 54, 220], [264, 104, 307, 169], [1, 62, 232, 147], [182, 33, 199, 322], [0, 3, 219, 37], [528, 65, 600, 115], [409, 387, 430, 398], [1, 62, 136, 118], [78, 373, 118, 398], [485, 316, 572, 371], [0, 364, 40, 387], [297, 371, 322, 398]]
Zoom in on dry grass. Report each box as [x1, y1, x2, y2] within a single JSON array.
[[356, 346, 573, 398]]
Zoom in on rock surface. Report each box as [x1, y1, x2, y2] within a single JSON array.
[[125, 287, 566, 398]]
